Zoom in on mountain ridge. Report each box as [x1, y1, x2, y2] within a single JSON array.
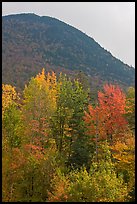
[[2, 13, 135, 90]]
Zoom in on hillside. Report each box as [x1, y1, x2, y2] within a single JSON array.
[[2, 13, 135, 90]]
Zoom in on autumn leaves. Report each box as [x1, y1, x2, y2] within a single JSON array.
[[2, 69, 135, 202]]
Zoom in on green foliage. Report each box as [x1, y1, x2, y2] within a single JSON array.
[[3, 104, 23, 148], [51, 74, 92, 168], [67, 143, 128, 202], [48, 142, 128, 202]]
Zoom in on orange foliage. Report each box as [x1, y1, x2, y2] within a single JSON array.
[[10, 148, 26, 171], [48, 176, 69, 202], [84, 84, 128, 143]]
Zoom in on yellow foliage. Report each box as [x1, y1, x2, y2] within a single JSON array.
[[2, 84, 19, 115], [110, 131, 135, 193], [35, 69, 57, 111]]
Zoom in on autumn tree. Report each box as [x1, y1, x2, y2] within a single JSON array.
[[2, 84, 24, 201], [110, 131, 135, 201], [2, 84, 23, 148], [125, 87, 135, 131], [2, 71, 134, 202], [22, 68, 57, 147], [2, 84, 19, 115], [84, 84, 128, 145]]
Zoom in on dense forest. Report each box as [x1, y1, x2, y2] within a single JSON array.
[[2, 68, 135, 202], [2, 14, 135, 90]]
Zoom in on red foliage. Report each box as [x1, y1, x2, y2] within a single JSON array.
[[84, 84, 128, 143]]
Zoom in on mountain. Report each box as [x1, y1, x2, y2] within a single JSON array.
[[2, 13, 135, 90]]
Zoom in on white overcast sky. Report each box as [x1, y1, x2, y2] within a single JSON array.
[[2, 2, 135, 67]]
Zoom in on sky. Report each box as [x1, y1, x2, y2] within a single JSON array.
[[2, 2, 135, 67]]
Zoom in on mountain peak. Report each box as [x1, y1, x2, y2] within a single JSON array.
[[2, 13, 135, 89]]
